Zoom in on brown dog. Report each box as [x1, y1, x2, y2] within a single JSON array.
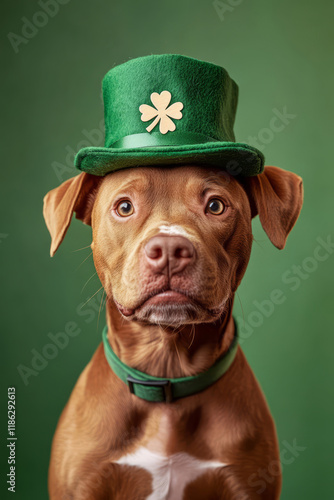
[[43, 165, 303, 499]]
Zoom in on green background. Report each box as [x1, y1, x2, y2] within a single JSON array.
[[1, 0, 333, 498]]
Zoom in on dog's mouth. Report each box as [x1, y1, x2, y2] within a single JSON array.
[[114, 288, 225, 326], [142, 290, 191, 306], [114, 289, 192, 316]]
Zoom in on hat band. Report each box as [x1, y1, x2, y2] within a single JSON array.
[[109, 131, 220, 149]]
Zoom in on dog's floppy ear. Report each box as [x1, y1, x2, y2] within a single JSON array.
[[243, 166, 303, 249], [43, 173, 102, 257]]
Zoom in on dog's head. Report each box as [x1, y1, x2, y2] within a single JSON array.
[[43, 165, 303, 327]]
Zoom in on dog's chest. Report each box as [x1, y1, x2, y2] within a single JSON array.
[[115, 447, 226, 500], [113, 411, 226, 499]]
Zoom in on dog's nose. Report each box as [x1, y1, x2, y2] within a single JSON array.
[[144, 235, 195, 275]]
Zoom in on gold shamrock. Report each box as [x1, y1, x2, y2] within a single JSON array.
[[139, 91, 183, 134]]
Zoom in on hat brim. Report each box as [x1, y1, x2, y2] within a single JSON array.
[[75, 142, 264, 177]]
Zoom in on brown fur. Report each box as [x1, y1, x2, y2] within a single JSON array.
[[43, 165, 303, 499]]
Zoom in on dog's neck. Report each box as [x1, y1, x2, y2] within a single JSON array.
[[105, 299, 235, 379]]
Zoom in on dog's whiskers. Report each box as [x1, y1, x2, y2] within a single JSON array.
[[72, 244, 92, 252], [102, 293, 108, 310], [75, 251, 93, 271], [173, 335, 185, 374], [235, 291, 245, 325], [96, 289, 106, 333], [252, 237, 266, 250], [80, 286, 104, 310], [81, 271, 98, 293], [188, 324, 195, 349]]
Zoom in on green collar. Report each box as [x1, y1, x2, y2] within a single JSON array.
[[102, 322, 238, 403]]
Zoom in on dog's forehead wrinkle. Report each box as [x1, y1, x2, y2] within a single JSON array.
[[101, 167, 235, 204], [179, 174, 234, 200], [103, 172, 152, 196]]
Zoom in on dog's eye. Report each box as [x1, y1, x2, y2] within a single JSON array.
[[206, 198, 225, 215], [116, 200, 134, 217]]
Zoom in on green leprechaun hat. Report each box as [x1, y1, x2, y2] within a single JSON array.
[[75, 54, 264, 176]]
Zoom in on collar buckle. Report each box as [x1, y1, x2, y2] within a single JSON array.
[[127, 375, 173, 403]]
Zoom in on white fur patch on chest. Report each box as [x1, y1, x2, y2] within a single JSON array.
[[159, 225, 190, 238], [115, 447, 226, 500]]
